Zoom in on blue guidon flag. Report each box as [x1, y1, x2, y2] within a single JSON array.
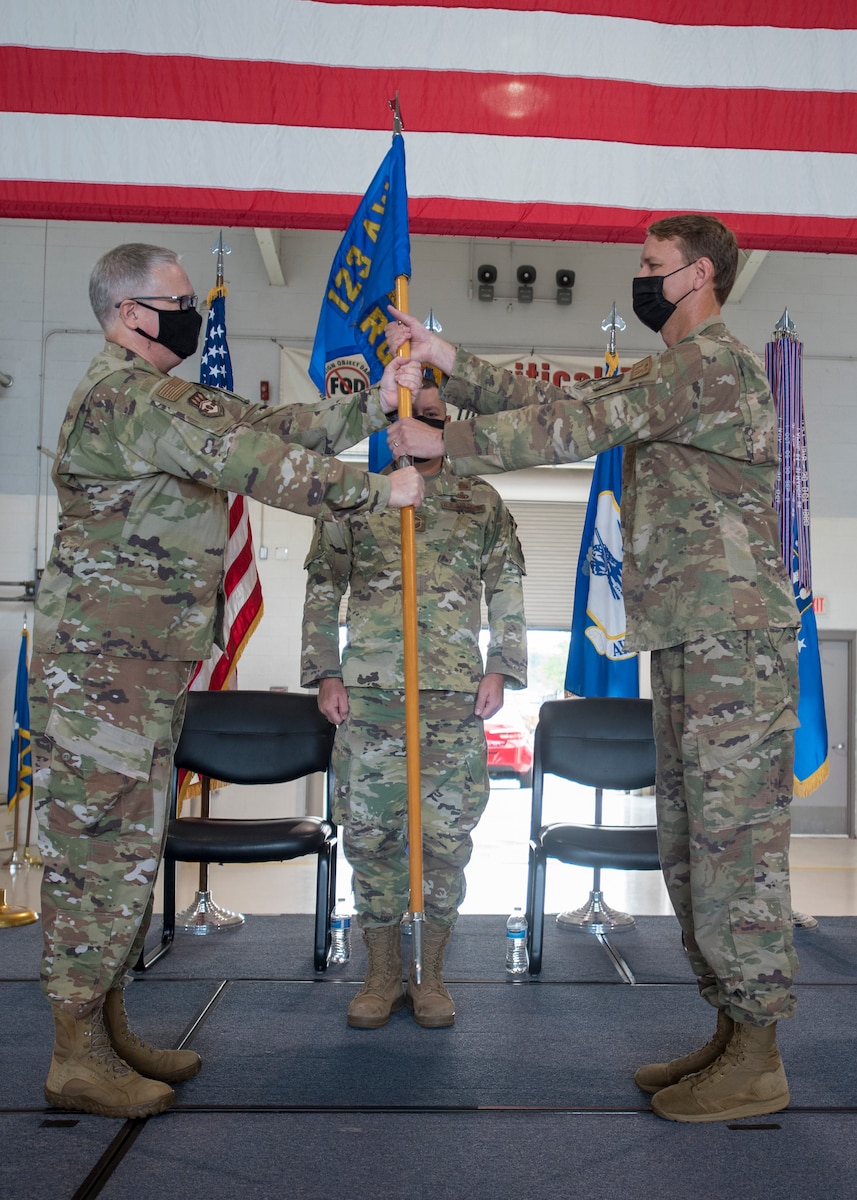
[[565, 349, 639, 699], [6, 625, 31, 810], [309, 133, 410, 404]]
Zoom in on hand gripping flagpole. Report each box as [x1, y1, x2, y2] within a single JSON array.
[[390, 96, 424, 982]]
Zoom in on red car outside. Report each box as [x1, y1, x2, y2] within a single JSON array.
[[485, 719, 534, 788]]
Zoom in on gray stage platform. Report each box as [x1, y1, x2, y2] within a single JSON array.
[[2, 915, 855, 1200]]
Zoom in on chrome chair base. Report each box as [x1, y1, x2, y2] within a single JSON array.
[[175, 889, 245, 934], [555, 890, 636, 934]]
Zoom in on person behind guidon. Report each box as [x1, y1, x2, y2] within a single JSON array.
[[385, 214, 800, 1125], [31, 242, 424, 1120], [302, 375, 527, 1031]]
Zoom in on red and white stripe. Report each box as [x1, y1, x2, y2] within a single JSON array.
[[189, 495, 264, 694], [2, 1, 856, 251]]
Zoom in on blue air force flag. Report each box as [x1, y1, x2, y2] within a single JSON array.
[[565, 445, 639, 698], [792, 557, 829, 795], [6, 626, 31, 810], [309, 134, 410, 398]]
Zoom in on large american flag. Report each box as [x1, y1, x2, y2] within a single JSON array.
[[1, 1, 856, 252]]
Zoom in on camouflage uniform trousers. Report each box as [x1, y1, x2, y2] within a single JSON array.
[[332, 687, 490, 929], [651, 628, 800, 1026], [30, 651, 191, 1019]]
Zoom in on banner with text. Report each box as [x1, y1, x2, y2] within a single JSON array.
[[281, 347, 637, 413]]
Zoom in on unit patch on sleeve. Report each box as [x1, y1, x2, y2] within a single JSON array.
[[188, 391, 224, 417]]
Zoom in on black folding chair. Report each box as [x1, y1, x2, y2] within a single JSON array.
[[525, 697, 660, 974], [138, 690, 336, 972]]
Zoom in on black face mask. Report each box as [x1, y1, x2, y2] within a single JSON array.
[[411, 413, 446, 464], [134, 301, 203, 360], [631, 260, 697, 333]]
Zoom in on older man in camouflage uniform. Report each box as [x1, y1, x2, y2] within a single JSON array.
[[386, 214, 800, 1123], [32, 243, 424, 1119], [301, 379, 527, 1030]]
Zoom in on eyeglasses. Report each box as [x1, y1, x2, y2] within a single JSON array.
[[115, 294, 199, 311]]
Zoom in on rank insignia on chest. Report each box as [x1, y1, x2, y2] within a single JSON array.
[[188, 391, 224, 417], [441, 500, 486, 514], [629, 356, 652, 382], [413, 513, 427, 533]]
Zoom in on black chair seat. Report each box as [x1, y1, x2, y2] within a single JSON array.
[[539, 823, 660, 871], [525, 697, 659, 974], [165, 816, 334, 864], [137, 690, 337, 974]]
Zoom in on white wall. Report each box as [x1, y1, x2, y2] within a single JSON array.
[[2, 219, 856, 775]]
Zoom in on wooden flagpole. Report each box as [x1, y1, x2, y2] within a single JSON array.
[[393, 275, 424, 981], [391, 98, 424, 981]]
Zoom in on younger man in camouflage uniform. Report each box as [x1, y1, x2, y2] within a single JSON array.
[[301, 379, 527, 1029], [386, 215, 800, 1123], [32, 243, 424, 1119]]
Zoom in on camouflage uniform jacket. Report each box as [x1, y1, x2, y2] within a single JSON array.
[[441, 319, 798, 652], [35, 342, 392, 661], [301, 462, 527, 692]]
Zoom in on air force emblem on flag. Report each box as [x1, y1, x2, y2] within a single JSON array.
[[583, 489, 634, 660]]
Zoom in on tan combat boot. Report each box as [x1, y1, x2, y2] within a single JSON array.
[[651, 1021, 789, 1123], [405, 921, 455, 1028], [634, 1010, 734, 1094], [103, 986, 202, 1083], [45, 1005, 175, 1118], [347, 924, 406, 1029]]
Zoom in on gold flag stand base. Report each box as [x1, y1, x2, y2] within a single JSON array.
[[0, 887, 38, 928]]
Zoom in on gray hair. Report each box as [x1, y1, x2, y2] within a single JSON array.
[[89, 243, 181, 330]]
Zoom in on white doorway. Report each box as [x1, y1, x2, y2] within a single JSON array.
[[791, 632, 855, 836]]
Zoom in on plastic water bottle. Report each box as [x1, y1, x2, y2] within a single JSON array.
[[329, 899, 351, 964], [505, 907, 529, 975]]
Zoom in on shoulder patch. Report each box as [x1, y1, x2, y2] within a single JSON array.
[[628, 355, 652, 382], [187, 391, 224, 417], [155, 376, 195, 402]]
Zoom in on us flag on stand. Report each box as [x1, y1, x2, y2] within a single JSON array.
[[189, 286, 264, 694]]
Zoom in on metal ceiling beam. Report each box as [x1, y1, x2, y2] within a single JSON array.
[[253, 229, 286, 287], [730, 249, 768, 303]]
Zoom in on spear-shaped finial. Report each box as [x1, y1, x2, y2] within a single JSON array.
[[773, 308, 798, 340], [601, 301, 626, 357], [424, 309, 442, 333], [388, 93, 404, 135], [210, 231, 232, 287]]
